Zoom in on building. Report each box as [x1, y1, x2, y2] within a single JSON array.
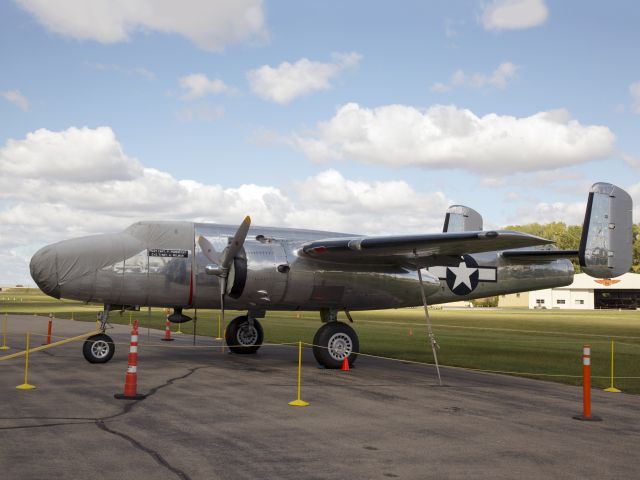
[[526, 272, 640, 310], [498, 291, 529, 308]]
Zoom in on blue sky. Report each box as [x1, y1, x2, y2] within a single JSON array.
[[0, 0, 639, 285]]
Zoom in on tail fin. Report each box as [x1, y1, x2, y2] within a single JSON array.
[[579, 182, 633, 278], [443, 205, 483, 233]]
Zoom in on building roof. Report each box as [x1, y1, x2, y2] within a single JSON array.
[[556, 272, 640, 290]]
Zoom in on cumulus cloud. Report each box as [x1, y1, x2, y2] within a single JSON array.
[[430, 62, 519, 92], [288, 103, 615, 175], [480, 0, 548, 31], [247, 52, 361, 104], [630, 82, 640, 114], [1, 90, 29, 110], [15, 0, 267, 51], [179, 74, 238, 100], [0, 126, 454, 284], [0, 127, 142, 181]]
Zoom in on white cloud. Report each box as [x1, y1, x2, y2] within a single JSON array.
[[481, 0, 548, 31], [15, 0, 267, 52], [177, 104, 225, 122], [622, 153, 640, 169], [0, 126, 453, 285], [1, 90, 29, 110], [507, 201, 585, 225], [430, 62, 519, 92], [179, 74, 238, 100], [0, 127, 142, 181], [288, 103, 615, 175], [247, 52, 362, 104], [630, 81, 640, 114]]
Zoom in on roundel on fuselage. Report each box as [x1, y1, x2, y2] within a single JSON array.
[[445, 254, 480, 296]]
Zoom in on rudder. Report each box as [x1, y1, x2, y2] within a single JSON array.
[[579, 182, 633, 278]]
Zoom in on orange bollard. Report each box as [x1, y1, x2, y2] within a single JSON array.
[[408, 328, 413, 336], [115, 320, 146, 400], [44, 314, 53, 345], [573, 345, 601, 421], [161, 317, 174, 342]]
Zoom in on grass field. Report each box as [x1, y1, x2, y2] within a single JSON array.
[[2, 288, 640, 392]]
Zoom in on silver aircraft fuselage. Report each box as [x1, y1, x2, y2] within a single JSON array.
[[30, 221, 574, 311]]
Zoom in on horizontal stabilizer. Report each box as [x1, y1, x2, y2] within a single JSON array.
[[502, 249, 579, 260], [443, 205, 483, 233], [579, 183, 633, 278]]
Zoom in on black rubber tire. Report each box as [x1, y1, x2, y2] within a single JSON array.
[[312, 322, 359, 369], [83, 334, 115, 364], [225, 316, 264, 354]]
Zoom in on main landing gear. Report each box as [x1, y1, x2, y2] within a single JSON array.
[[224, 315, 264, 354], [312, 321, 359, 369], [222, 310, 359, 369]]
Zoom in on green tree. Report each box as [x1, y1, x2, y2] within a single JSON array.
[[505, 222, 640, 273]]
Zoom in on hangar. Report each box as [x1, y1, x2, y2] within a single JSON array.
[[499, 273, 640, 310]]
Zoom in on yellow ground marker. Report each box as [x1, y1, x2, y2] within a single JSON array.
[[604, 338, 622, 393], [215, 313, 222, 340], [176, 322, 183, 334], [16, 332, 36, 390], [1, 314, 9, 350], [289, 341, 309, 407]]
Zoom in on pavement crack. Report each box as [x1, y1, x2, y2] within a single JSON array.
[[0, 420, 95, 431], [95, 419, 192, 480]]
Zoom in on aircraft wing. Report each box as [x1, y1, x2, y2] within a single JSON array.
[[299, 230, 553, 267]]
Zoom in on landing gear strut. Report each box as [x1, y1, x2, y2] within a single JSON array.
[[225, 316, 264, 354], [313, 321, 359, 369]]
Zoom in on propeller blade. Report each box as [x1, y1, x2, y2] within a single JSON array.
[[197, 235, 220, 264], [219, 216, 251, 270]]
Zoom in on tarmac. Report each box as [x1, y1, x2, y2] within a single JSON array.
[[1, 314, 640, 480]]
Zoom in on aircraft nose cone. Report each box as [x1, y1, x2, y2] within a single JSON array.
[[30, 245, 60, 298]]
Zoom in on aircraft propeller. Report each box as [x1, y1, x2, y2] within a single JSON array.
[[199, 216, 251, 333]]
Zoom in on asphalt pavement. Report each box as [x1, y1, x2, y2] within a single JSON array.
[[1, 314, 639, 480]]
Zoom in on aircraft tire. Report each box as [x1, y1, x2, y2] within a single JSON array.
[[82, 333, 115, 364], [225, 316, 264, 354], [312, 322, 359, 369]]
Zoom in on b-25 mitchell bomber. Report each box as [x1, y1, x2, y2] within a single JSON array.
[[29, 183, 633, 369]]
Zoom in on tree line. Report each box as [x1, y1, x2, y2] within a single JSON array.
[[505, 222, 640, 273]]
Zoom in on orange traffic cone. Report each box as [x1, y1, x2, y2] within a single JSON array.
[[115, 320, 146, 400], [341, 356, 350, 371], [161, 317, 174, 342]]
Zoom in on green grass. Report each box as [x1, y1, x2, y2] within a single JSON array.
[[2, 288, 640, 392]]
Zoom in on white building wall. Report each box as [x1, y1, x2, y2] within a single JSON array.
[[528, 288, 594, 309], [529, 289, 553, 309], [569, 289, 594, 309]]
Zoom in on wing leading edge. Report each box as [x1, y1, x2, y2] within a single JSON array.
[[300, 230, 553, 266]]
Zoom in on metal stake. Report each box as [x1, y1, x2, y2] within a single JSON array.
[[415, 252, 442, 386]]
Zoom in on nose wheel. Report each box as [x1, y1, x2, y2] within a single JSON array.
[[313, 322, 359, 369], [83, 333, 115, 363], [225, 316, 264, 354]]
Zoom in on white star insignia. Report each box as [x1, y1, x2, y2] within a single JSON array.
[[448, 261, 478, 290]]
